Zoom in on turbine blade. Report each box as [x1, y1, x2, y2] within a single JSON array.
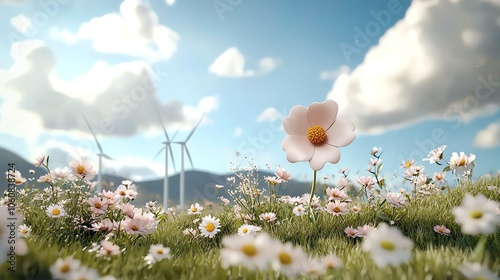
[[83, 114, 104, 154], [171, 126, 180, 142], [153, 147, 166, 160], [153, 103, 171, 142], [185, 146, 194, 168], [185, 114, 205, 142], [101, 153, 113, 161], [168, 144, 176, 172]]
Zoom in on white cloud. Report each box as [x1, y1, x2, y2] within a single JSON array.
[[103, 156, 164, 181], [209, 47, 279, 77], [165, 0, 175, 6], [320, 65, 350, 80], [234, 127, 242, 137], [0, 40, 216, 141], [327, 0, 500, 134], [51, 0, 179, 61], [49, 27, 78, 44], [10, 14, 32, 34], [256, 107, 283, 122], [474, 122, 500, 149]]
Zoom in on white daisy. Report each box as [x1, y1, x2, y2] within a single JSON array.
[[292, 204, 306, 216], [199, 215, 221, 238], [220, 233, 274, 270], [452, 194, 500, 235], [46, 204, 66, 218], [362, 223, 413, 267], [457, 262, 499, 280], [237, 224, 261, 236], [188, 203, 204, 215], [145, 244, 171, 264], [326, 201, 349, 216], [18, 224, 31, 238], [271, 241, 308, 277], [182, 227, 198, 237], [259, 212, 277, 222], [68, 266, 100, 280], [322, 253, 343, 270], [380, 190, 407, 208], [49, 256, 81, 280]]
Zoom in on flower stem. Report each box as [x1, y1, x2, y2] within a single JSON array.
[[308, 170, 317, 222]]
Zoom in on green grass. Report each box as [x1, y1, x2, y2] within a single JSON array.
[[2, 175, 499, 280]]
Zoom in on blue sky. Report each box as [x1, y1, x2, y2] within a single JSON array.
[[0, 0, 499, 187]]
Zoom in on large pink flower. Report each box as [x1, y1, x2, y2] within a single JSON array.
[[282, 99, 355, 170]]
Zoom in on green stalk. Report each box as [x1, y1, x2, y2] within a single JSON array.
[[308, 170, 317, 222]]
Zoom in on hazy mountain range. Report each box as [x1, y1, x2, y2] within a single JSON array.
[[0, 147, 312, 207]]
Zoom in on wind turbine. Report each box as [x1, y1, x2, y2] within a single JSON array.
[[83, 114, 113, 193], [152, 104, 178, 211], [173, 114, 204, 210]]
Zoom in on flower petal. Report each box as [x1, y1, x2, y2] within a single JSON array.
[[325, 119, 356, 147], [282, 135, 314, 162], [283, 105, 310, 136], [308, 99, 338, 129], [309, 144, 340, 171]]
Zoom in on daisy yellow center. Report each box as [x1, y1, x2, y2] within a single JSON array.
[[459, 158, 466, 166], [205, 223, 215, 232], [380, 240, 395, 251], [307, 126, 327, 145], [21, 229, 28, 234], [60, 264, 70, 273], [77, 165, 85, 174], [470, 210, 483, 219], [297, 208, 302, 212], [241, 244, 257, 257], [120, 191, 126, 196], [95, 202, 102, 209], [278, 252, 292, 265], [242, 228, 249, 233], [52, 209, 61, 216], [157, 249, 163, 254], [333, 206, 340, 213], [191, 208, 197, 213], [131, 225, 138, 231], [15, 179, 22, 184]]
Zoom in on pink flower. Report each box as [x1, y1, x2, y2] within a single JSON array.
[[357, 176, 375, 190], [87, 196, 108, 214], [356, 224, 376, 238], [337, 177, 348, 188], [275, 168, 292, 181], [325, 187, 349, 202], [344, 227, 358, 238], [326, 201, 349, 216], [433, 225, 450, 236], [98, 240, 120, 257], [69, 158, 96, 180], [282, 99, 355, 171], [34, 155, 45, 168]]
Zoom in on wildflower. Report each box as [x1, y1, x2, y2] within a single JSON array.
[[199, 215, 221, 238], [271, 241, 308, 276], [487, 185, 497, 191], [326, 187, 349, 202], [423, 145, 446, 164], [322, 253, 343, 270], [292, 204, 306, 216], [115, 185, 137, 200], [400, 159, 415, 170], [6, 170, 26, 185], [457, 262, 499, 280], [362, 223, 413, 267], [51, 167, 74, 181], [220, 233, 274, 270], [337, 177, 348, 188], [68, 266, 100, 280], [433, 172, 447, 185], [275, 168, 292, 181], [219, 196, 230, 206], [351, 205, 361, 214], [18, 224, 31, 238], [304, 258, 327, 278], [356, 224, 377, 238], [371, 147, 381, 156], [339, 167, 349, 174], [87, 196, 108, 215], [91, 219, 114, 232], [37, 174, 53, 183], [120, 203, 136, 219], [29, 169, 35, 174], [344, 227, 358, 238], [259, 212, 277, 222], [357, 176, 375, 190], [237, 224, 262, 236], [449, 152, 476, 176], [326, 201, 349, 216], [49, 257, 81, 280], [369, 158, 382, 166], [46, 204, 66, 218], [380, 190, 407, 208], [264, 176, 282, 186], [69, 158, 96, 180], [188, 203, 204, 215], [433, 225, 451, 236], [182, 228, 197, 237], [34, 155, 45, 167], [215, 184, 224, 189], [403, 165, 425, 178], [144, 244, 171, 264], [98, 240, 120, 257], [282, 99, 355, 170], [452, 194, 500, 235]]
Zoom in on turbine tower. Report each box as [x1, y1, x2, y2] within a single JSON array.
[[153, 104, 178, 211], [83, 114, 113, 193], [174, 114, 204, 211]]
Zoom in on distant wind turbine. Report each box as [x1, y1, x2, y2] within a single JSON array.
[[152, 104, 178, 211], [173, 114, 204, 210], [83, 114, 113, 193]]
